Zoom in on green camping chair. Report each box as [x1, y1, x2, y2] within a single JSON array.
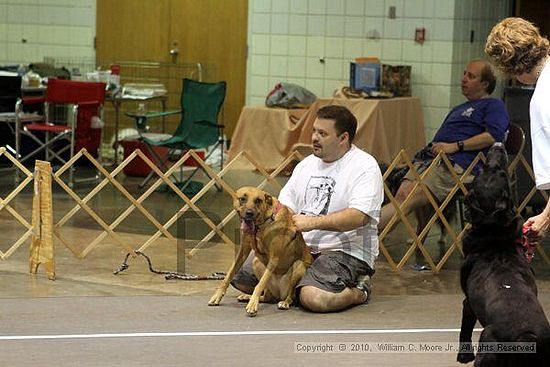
[[129, 78, 227, 191]]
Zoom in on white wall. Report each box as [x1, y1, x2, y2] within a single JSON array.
[[0, 0, 511, 141], [246, 0, 511, 140], [0, 0, 95, 65]]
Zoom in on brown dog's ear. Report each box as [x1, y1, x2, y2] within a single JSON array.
[[264, 194, 276, 219], [265, 194, 273, 207]]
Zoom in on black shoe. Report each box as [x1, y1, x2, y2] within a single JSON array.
[[356, 274, 372, 303]]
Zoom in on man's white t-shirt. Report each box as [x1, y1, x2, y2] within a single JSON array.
[[531, 60, 550, 190], [278, 145, 384, 268]]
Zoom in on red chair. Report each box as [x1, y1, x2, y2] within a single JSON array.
[[16, 79, 106, 186]]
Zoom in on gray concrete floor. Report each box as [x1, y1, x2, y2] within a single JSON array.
[[1, 165, 550, 366]]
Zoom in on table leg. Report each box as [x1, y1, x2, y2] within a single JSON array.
[[14, 102, 22, 182], [15, 119, 20, 163], [14, 100, 22, 163], [113, 100, 120, 164], [161, 98, 166, 133]]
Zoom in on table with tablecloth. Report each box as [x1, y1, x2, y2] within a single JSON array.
[[228, 97, 426, 170]]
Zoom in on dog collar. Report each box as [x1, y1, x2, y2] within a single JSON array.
[[272, 202, 284, 216], [259, 201, 285, 227]]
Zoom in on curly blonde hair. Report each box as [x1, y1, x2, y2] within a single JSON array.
[[485, 17, 549, 76]]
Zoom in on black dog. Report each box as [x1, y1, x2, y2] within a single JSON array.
[[457, 143, 550, 366]]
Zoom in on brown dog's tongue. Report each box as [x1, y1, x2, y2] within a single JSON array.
[[241, 220, 255, 234]]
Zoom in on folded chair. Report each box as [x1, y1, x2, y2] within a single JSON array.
[[129, 78, 227, 191], [16, 79, 106, 186]]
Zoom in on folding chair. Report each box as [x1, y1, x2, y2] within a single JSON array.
[[127, 78, 226, 191], [16, 79, 106, 186]]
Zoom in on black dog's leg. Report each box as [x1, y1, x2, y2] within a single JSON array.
[[474, 352, 499, 367], [474, 326, 503, 367], [457, 298, 477, 364]]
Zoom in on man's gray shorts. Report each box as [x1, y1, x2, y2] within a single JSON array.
[[231, 250, 374, 294]]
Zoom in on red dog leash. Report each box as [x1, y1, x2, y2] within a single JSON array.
[[518, 225, 538, 264]]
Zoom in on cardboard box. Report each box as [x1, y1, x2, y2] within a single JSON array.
[[350, 58, 412, 97], [381, 64, 412, 97]]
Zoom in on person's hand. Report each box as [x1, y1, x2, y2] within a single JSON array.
[[431, 142, 459, 155], [292, 214, 319, 232], [524, 212, 550, 241]]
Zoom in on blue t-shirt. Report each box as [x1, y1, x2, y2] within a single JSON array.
[[432, 98, 509, 170]]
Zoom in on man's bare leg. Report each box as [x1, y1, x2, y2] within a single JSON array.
[[378, 179, 430, 233], [299, 285, 366, 313]]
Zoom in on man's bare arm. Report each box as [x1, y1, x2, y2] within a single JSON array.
[[292, 208, 370, 232], [431, 132, 496, 154]]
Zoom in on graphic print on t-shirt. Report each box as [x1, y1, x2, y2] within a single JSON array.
[[301, 176, 336, 216], [461, 107, 475, 117]]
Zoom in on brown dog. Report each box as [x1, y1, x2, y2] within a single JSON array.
[[208, 186, 312, 316]]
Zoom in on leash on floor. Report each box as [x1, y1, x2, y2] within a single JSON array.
[[113, 251, 226, 280]]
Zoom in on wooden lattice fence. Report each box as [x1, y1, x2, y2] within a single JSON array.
[[1, 143, 548, 277]]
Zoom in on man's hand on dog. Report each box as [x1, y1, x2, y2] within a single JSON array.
[[292, 214, 318, 232], [292, 209, 369, 233]]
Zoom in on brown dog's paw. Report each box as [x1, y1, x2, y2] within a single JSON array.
[[237, 294, 251, 303], [208, 290, 225, 306], [277, 300, 291, 310], [246, 297, 259, 316]]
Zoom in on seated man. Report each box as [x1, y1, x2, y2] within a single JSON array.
[[232, 105, 384, 312], [378, 59, 510, 233]]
